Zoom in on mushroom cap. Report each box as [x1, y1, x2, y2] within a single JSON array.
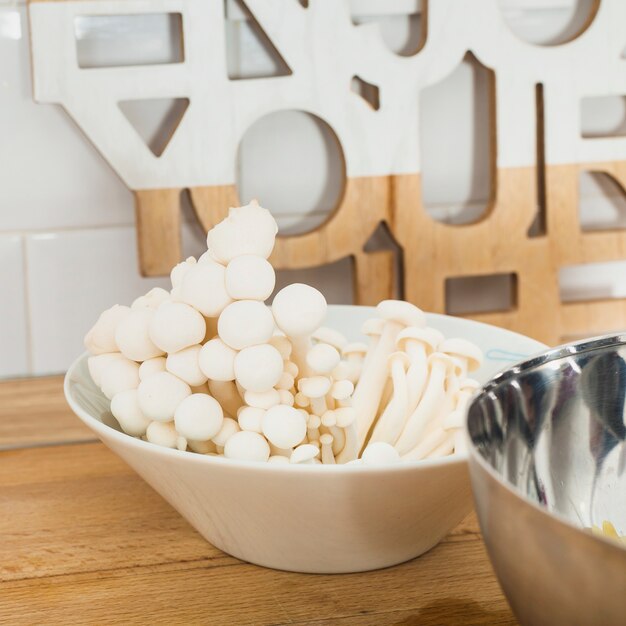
[[137, 371, 191, 422], [138, 356, 167, 381], [427, 351, 458, 376], [262, 405, 307, 449], [459, 378, 481, 392], [115, 308, 164, 362], [218, 300, 275, 350], [319, 433, 334, 446], [166, 345, 208, 387], [312, 327, 348, 350], [306, 343, 341, 375], [87, 353, 124, 387], [187, 438, 217, 454], [206, 201, 278, 264], [331, 361, 351, 381], [84, 304, 130, 355], [388, 351, 411, 371], [290, 443, 320, 464], [278, 390, 295, 406], [225, 255, 276, 301], [321, 410, 336, 427], [268, 455, 290, 464], [237, 406, 265, 433], [331, 379, 354, 401], [131, 287, 170, 310], [100, 357, 140, 400], [174, 393, 223, 441], [224, 431, 271, 462], [146, 421, 179, 449], [294, 391, 310, 408], [275, 372, 295, 391], [283, 360, 299, 378], [361, 441, 400, 465], [439, 338, 483, 372], [342, 342, 368, 358], [298, 375, 331, 398], [272, 283, 327, 337], [334, 407, 356, 427], [110, 389, 151, 437], [376, 300, 426, 328], [211, 416, 240, 447], [244, 388, 281, 410], [396, 326, 444, 354], [180, 261, 233, 318], [149, 301, 206, 354], [234, 344, 283, 392], [198, 338, 237, 382], [361, 317, 386, 337], [170, 257, 196, 288]]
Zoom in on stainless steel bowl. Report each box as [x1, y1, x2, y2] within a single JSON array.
[[466, 334, 626, 626]]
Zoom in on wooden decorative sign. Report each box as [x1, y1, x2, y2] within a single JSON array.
[[28, 0, 626, 345]]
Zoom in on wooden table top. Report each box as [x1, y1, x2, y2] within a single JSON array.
[[0, 376, 517, 625]]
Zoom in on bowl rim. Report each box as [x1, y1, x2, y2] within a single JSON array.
[[465, 331, 626, 553], [64, 307, 545, 476]]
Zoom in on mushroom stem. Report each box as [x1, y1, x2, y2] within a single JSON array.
[[329, 425, 346, 455], [369, 352, 410, 445], [395, 354, 451, 455], [426, 433, 455, 459], [401, 428, 447, 461], [352, 321, 403, 450], [320, 434, 336, 464], [290, 334, 313, 378], [405, 341, 428, 413]]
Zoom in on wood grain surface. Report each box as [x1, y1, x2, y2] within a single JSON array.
[[0, 376, 516, 625]]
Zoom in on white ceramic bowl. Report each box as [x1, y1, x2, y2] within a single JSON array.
[[65, 305, 546, 573]]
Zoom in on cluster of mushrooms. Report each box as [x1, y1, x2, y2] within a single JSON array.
[[85, 201, 483, 466]]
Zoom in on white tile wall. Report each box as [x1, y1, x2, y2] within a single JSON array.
[[1, 0, 625, 377], [0, 235, 29, 377]]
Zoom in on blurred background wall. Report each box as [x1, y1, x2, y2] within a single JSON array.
[[1, 0, 625, 377]]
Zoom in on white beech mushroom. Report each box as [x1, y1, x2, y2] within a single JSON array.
[[180, 260, 233, 317], [137, 371, 191, 422], [188, 439, 218, 454], [208, 380, 244, 417], [290, 444, 320, 464], [224, 431, 270, 462], [402, 428, 449, 461], [262, 405, 307, 449], [166, 345, 207, 387], [312, 327, 348, 351], [306, 414, 321, 441], [234, 344, 283, 392], [439, 338, 483, 378], [84, 304, 130, 355], [198, 338, 237, 382], [206, 200, 278, 264], [319, 433, 336, 464], [244, 388, 281, 409], [298, 376, 331, 416], [360, 317, 386, 370], [352, 300, 426, 451], [174, 394, 223, 441], [211, 416, 240, 447], [225, 255, 276, 301], [341, 342, 368, 384], [278, 390, 295, 406], [149, 301, 206, 354], [361, 441, 401, 465], [110, 389, 151, 436], [306, 343, 341, 375], [268, 455, 290, 464], [88, 353, 124, 388], [237, 406, 265, 433], [138, 356, 167, 381], [131, 287, 170, 310], [146, 421, 179, 449], [396, 327, 443, 414], [100, 357, 140, 400], [395, 352, 456, 455], [170, 256, 196, 288], [283, 360, 298, 378], [369, 351, 411, 445], [218, 300, 275, 350], [176, 436, 188, 451], [271, 283, 327, 376], [275, 371, 295, 390], [334, 407, 359, 463], [331, 379, 354, 401], [268, 335, 292, 360]]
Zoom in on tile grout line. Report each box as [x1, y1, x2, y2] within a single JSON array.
[[20, 235, 34, 376]]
